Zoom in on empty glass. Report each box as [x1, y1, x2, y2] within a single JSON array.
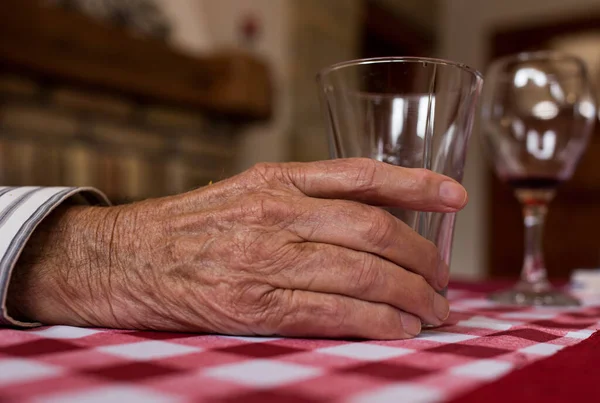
[[480, 51, 597, 306], [317, 57, 483, 300]]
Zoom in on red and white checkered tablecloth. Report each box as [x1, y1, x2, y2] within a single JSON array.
[[1, 287, 599, 403]]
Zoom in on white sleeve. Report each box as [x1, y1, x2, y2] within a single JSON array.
[[0, 186, 110, 327]]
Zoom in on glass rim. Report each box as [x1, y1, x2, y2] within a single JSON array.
[[316, 56, 484, 82], [489, 50, 588, 70]]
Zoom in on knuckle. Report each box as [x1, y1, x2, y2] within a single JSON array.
[[365, 209, 396, 251], [353, 253, 381, 295], [248, 162, 288, 185], [249, 162, 275, 178], [411, 168, 436, 193], [278, 293, 349, 336], [351, 158, 380, 193], [248, 287, 286, 332], [320, 296, 344, 318], [413, 168, 434, 183], [318, 297, 348, 328]]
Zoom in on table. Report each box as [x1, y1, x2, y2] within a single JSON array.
[[1, 284, 599, 402]]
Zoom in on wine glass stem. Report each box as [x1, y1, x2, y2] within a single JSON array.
[[521, 203, 549, 285]]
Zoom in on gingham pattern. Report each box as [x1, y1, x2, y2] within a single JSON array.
[[1, 288, 599, 403]]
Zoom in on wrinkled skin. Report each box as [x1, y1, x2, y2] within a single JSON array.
[[8, 158, 467, 340]]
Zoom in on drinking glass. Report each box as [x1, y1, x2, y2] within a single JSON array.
[[480, 51, 597, 306], [317, 57, 483, 301]]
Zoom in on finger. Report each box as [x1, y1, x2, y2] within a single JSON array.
[[289, 198, 448, 289], [286, 158, 468, 212], [274, 289, 422, 340], [275, 243, 449, 325]]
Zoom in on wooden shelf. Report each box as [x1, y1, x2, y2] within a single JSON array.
[[0, 0, 272, 122]]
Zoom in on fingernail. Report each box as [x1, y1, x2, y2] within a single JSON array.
[[439, 181, 467, 208], [400, 312, 422, 337], [434, 293, 450, 322]]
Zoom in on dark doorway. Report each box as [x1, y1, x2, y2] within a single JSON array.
[[360, 1, 434, 59], [487, 14, 600, 279]]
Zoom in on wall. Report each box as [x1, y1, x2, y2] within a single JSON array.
[[155, 0, 214, 54], [200, 0, 363, 169], [0, 73, 237, 203], [155, 0, 293, 173], [158, 0, 364, 171], [289, 0, 363, 163], [440, 0, 600, 279], [200, 0, 293, 172], [372, 0, 436, 32]]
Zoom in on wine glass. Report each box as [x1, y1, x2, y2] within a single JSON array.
[[480, 51, 597, 306]]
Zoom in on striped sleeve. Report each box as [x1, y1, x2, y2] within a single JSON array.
[[0, 186, 111, 327]]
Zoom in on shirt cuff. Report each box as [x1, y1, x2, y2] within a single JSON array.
[[0, 186, 111, 327]]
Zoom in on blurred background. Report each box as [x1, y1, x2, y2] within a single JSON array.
[[1, 0, 600, 281]]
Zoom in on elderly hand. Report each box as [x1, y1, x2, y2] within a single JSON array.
[[8, 158, 467, 339]]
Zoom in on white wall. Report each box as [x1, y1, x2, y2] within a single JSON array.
[[200, 0, 292, 172], [440, 0, 600, 279], [156, 0, 292, 172], [154, 0, 214, 54]]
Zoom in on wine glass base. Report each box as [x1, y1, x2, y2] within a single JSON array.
[[488, 281, 580, 307]]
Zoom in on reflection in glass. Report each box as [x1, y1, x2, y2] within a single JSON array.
[[318, 57, 483, 318]]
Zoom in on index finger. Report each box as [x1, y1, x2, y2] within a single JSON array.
[[286, 158, 468, 212]]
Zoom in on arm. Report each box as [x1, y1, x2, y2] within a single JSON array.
[[0, 186, 110, 327], [1, 159, 465, 339]]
